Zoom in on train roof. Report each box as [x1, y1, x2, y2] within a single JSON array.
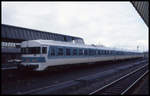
[[21, 39, 141, 53]]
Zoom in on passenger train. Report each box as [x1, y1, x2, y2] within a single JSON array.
[[19, 39, 144, 71]]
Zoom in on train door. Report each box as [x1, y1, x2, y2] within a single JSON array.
[[41, 45, 47, 57]]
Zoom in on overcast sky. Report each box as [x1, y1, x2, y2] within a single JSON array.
[[2, 1, 148, 52]]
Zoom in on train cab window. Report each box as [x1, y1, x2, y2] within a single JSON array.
[[42, 47, 47, 54], [51, 47, 55, 56], [22, 48, 28, 54], [21, 48, 25, 54], [35, 47, 41, 54], [28, 47, 32, 54], [73, 49, 77, 56], [66, 48, 71, 56], [57, 48, 63, 56], [21, 47, 40, 54]]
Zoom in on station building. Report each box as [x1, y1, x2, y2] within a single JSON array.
[[1, 24, 84, 67]]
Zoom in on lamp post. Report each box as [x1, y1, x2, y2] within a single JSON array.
[[137, 45, 139, 52]]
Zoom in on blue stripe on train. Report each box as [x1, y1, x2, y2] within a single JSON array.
[[22, 57, 46, 63]]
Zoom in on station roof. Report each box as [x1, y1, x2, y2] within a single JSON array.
[[2, 24, 84, 43]]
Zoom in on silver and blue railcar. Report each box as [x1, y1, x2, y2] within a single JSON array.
[[20, 40, 144, 71]]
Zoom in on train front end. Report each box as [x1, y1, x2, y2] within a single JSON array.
[[19, 40, 47, 71]]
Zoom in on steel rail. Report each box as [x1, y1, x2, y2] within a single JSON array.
[[89, 64, 148, 95], [14, 60, 147, 94], [121, 70, 149, 95]]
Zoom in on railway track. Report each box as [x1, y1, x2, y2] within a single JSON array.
[[89, 64, 149, 95], [19, 61, 148, 95], [2, 59, 148, 94]]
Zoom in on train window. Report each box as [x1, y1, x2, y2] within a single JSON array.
[[108, 50, 110, 54], [108, 51, 110, 54], [73, 49, 77, 56], [100, 50, 102, 55], [99, 50, 101, 55], [119, 51, 121, 55], [111, 51, 113, 54], [105, 50, 107, 55], [104, 50, 107, 55], [84, 49, 88, 56], [102, 50, 104, 55], [94, 50, 96, 55], [79, 49, 83, 55], [109, 51, 111, 54], [57, 48, 63, 56], [103, 50, 105, 55], [120, 52, 122, 55], [110, 51, 112, 55], [42, 47, 47, 54], [66, 48, 71, 56], [117, 51, 119, 55], [89, 49, 92, 56], [116, 51, 119, 55], [51, 47, 55, 56], [89, 49, 96, 56], [98, 50, 101, 55], [112, 51, 115, 55], [96, 50, 98, 55]]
